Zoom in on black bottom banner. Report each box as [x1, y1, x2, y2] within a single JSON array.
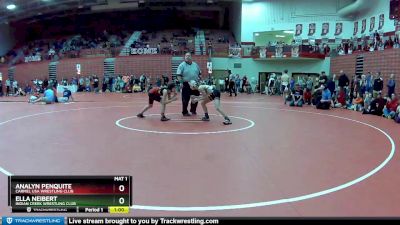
[[66, 218, 400, 225]]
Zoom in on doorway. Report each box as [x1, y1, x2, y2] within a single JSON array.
[[259, 72, 282, 93], [292, 73, 320, 90]]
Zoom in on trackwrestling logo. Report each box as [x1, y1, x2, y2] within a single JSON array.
[[2, 217, 65, 225]]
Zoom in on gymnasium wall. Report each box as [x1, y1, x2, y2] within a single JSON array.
[[330, 54, 356, 77], [57, 57, 105, 80], [330, 48, 400, 94], [241, 0, 354, 42], [0, 24, 15, 56], [0, 67, 8, 92], [353, 0, 395, 38], [212, 57, 331, 84], [115, 55, 171, 78], [229, 0, 242, 43], [7, 55, 209, 86], [14, 61, 49, 86]]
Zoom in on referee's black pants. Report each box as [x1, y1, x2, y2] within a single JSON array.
[[181, 82, 200, 115], [229, 81, 236, 96]]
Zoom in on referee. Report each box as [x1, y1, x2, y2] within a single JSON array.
[[176, 52, 201, 116]]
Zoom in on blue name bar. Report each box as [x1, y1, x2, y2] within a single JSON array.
[[2, 217, 65, 225]]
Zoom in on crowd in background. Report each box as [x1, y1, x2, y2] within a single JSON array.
[[0, 29, 129, 66], [264, 69, 400, 124], [337, 31, 400, 55], [1, 68, 399, 125]]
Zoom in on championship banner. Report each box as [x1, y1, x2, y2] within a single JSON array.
[[370, 16, 375, 32], [321, 23, 329, 36], [335, 23, 343, 36], [308, 23, 316, 36], [361, 19, 367, 33], [295, 24, 303, 36], [353, 21, 358, 36], [378, 14, 385, 30]]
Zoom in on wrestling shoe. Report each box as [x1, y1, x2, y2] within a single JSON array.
[[161, 116, 170, 121], [223, 119, 232, 125]]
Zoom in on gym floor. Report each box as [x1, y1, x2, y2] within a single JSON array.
[[0, 93, 399, 217]]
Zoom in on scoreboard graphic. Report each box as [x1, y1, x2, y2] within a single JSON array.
[[8, 176, 132, 213]]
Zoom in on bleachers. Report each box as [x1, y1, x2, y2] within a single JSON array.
[[204, 29, 235, 57], [1, 30, 130, 66], [135, 29, 196, 55]]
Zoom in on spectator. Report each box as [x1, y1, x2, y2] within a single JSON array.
[[224, 77, 229, 92], [290, 84, 303, 107], [298, 76, 305, 89], [85, 76, 91, 92], [242, 75, 248, 93], [24, 84, 32, 95], [102, 77, 108, 92], [303, 88, 312, 105], [78, 77, 84, 92], [338, 70, 349, 93], [319, 71, 328, 86], [306, 76, 313, 91], [200, 42, 204, 55], [93, 75, 99, 93], [363, 92, 373, 112], [387, 74, 396, 97], [351, 92, 364, 111], [359, 74, 367, 96], [6, 78, 10, 96], [228, 70, 237, 97], [275, 76, 282, 96], [385, 36, 394, 48], [349, 75, 356, 99], [316, 86, 331, 110], [207, 40, 213, 55], [363, 92, 386, 116], [156, 77, 162, 87], [373, 72, 383, 98], [334, 87, 347, 108], [162, 74, 169, 86], [383, 93, 398, 119], [140, 74, 147, 92], [281, 70, 290, 101], [267, 73, 276, 96], [235, 74, 241, 94], [366, 72, 373, 93], [13, 80, 18, 94], [326, 75, 336, 97], [289, 77, 295, 92]]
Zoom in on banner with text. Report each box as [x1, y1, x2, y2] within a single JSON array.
[[130, 48, 158, 55]]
